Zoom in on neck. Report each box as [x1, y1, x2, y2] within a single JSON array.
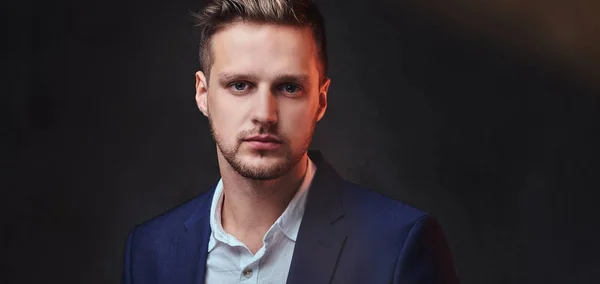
[[217, 151, 309, 247]]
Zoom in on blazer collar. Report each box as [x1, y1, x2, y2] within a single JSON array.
[[182, 184, 215, 284], [182, 149, 347, 284], [286, 149, 348, 284]]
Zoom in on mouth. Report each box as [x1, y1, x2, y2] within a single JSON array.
[[243, 135, 283, 150], [243, 134, 282, 143]]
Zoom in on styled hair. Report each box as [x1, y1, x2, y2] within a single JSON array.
[[193, 0, 328, 82]]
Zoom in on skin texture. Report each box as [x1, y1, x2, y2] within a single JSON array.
[[194, 22, 331, 253]]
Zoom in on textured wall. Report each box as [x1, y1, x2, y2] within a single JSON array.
[[3, 0, 599, 283]]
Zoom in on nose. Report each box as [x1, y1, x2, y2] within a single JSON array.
[[251, 87, 278, 126]]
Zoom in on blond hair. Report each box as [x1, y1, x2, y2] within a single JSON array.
[[193, 0, 327, 81]]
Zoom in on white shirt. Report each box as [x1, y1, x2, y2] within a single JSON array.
[[205, 158, 317, 284]]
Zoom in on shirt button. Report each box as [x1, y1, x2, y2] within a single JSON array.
[[242, 268, 253, 278]]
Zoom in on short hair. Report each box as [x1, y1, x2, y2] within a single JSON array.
[[193, 0, 328, 82]]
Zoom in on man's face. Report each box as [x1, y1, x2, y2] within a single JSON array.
[[195, 22, 330, 180]]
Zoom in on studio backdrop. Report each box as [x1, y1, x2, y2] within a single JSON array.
[[3, 0, 600, 283]]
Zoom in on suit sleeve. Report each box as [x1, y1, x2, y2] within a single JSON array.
[[121, 228, 135, 284], [392, 215, 460, 284]]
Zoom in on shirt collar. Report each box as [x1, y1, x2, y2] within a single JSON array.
[[208, 178, 226, 252], [208, 157, 317, 251], [278, 157, 316, 241]]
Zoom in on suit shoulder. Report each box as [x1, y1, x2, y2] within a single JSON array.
[[132, 188, 215, 237], [341, 180, 428, 229]]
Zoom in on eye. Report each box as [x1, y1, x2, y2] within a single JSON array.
[[231, 82, 248, 91], [280, 83, 303, 95], [227, 82, 252, 94]]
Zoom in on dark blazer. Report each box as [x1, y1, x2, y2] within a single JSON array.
[[121, 150, 460, 284]]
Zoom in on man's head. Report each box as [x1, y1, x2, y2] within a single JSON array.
[[193, 0, 331, 181]]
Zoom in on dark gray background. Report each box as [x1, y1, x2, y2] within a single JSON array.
[[3, 0, 599, 283]]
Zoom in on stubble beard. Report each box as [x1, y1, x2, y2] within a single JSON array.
[[208, 114, 317, 181]]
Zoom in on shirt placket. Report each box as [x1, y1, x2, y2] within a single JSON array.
[[238, 225, 282, 283], [239, 246, 261, 283]]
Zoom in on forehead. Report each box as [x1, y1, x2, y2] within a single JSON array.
[[209, 22, 319, 78]]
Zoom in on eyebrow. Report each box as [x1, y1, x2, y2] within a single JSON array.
[[217, 72, 257, 85], [217, 72, 312, 86], [273, 74, 311, 85]]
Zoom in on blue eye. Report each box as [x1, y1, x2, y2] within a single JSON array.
[[227, 82, 253, 94], [232, 82, 248, 91], [281, 84, 302, 94]]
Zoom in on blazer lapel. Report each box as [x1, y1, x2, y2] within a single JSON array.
[[287, 150, 347, 284], [178, 186, 216, 284]]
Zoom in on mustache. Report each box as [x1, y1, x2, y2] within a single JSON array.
[[237, 129, 283, 141]]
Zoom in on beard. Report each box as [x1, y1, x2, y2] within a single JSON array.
[[208, 114, 317, 181]]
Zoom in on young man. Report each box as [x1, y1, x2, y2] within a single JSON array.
[[121, 0, 459, 283]]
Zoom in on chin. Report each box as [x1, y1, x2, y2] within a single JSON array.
[[239, 159, 288, 180], [240, 151, 285, 166], [233, 151, 291, 180]]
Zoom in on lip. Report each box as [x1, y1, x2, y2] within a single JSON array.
[[243, 134, 282, 143], [244, 140, 282, 150], [243, 135, 282, 151]]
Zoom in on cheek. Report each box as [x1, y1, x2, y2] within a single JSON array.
[[280, 104, 316, 141], [208, 92, 243, 140]]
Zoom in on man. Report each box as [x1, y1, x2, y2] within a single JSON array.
[[121, 0, 459, 283]]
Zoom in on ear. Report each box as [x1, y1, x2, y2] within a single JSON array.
[[195, 71, 209, 117], [316, 77, 331, 122]]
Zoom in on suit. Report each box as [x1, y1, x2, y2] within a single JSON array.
[[121, 150, 460, 283]]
